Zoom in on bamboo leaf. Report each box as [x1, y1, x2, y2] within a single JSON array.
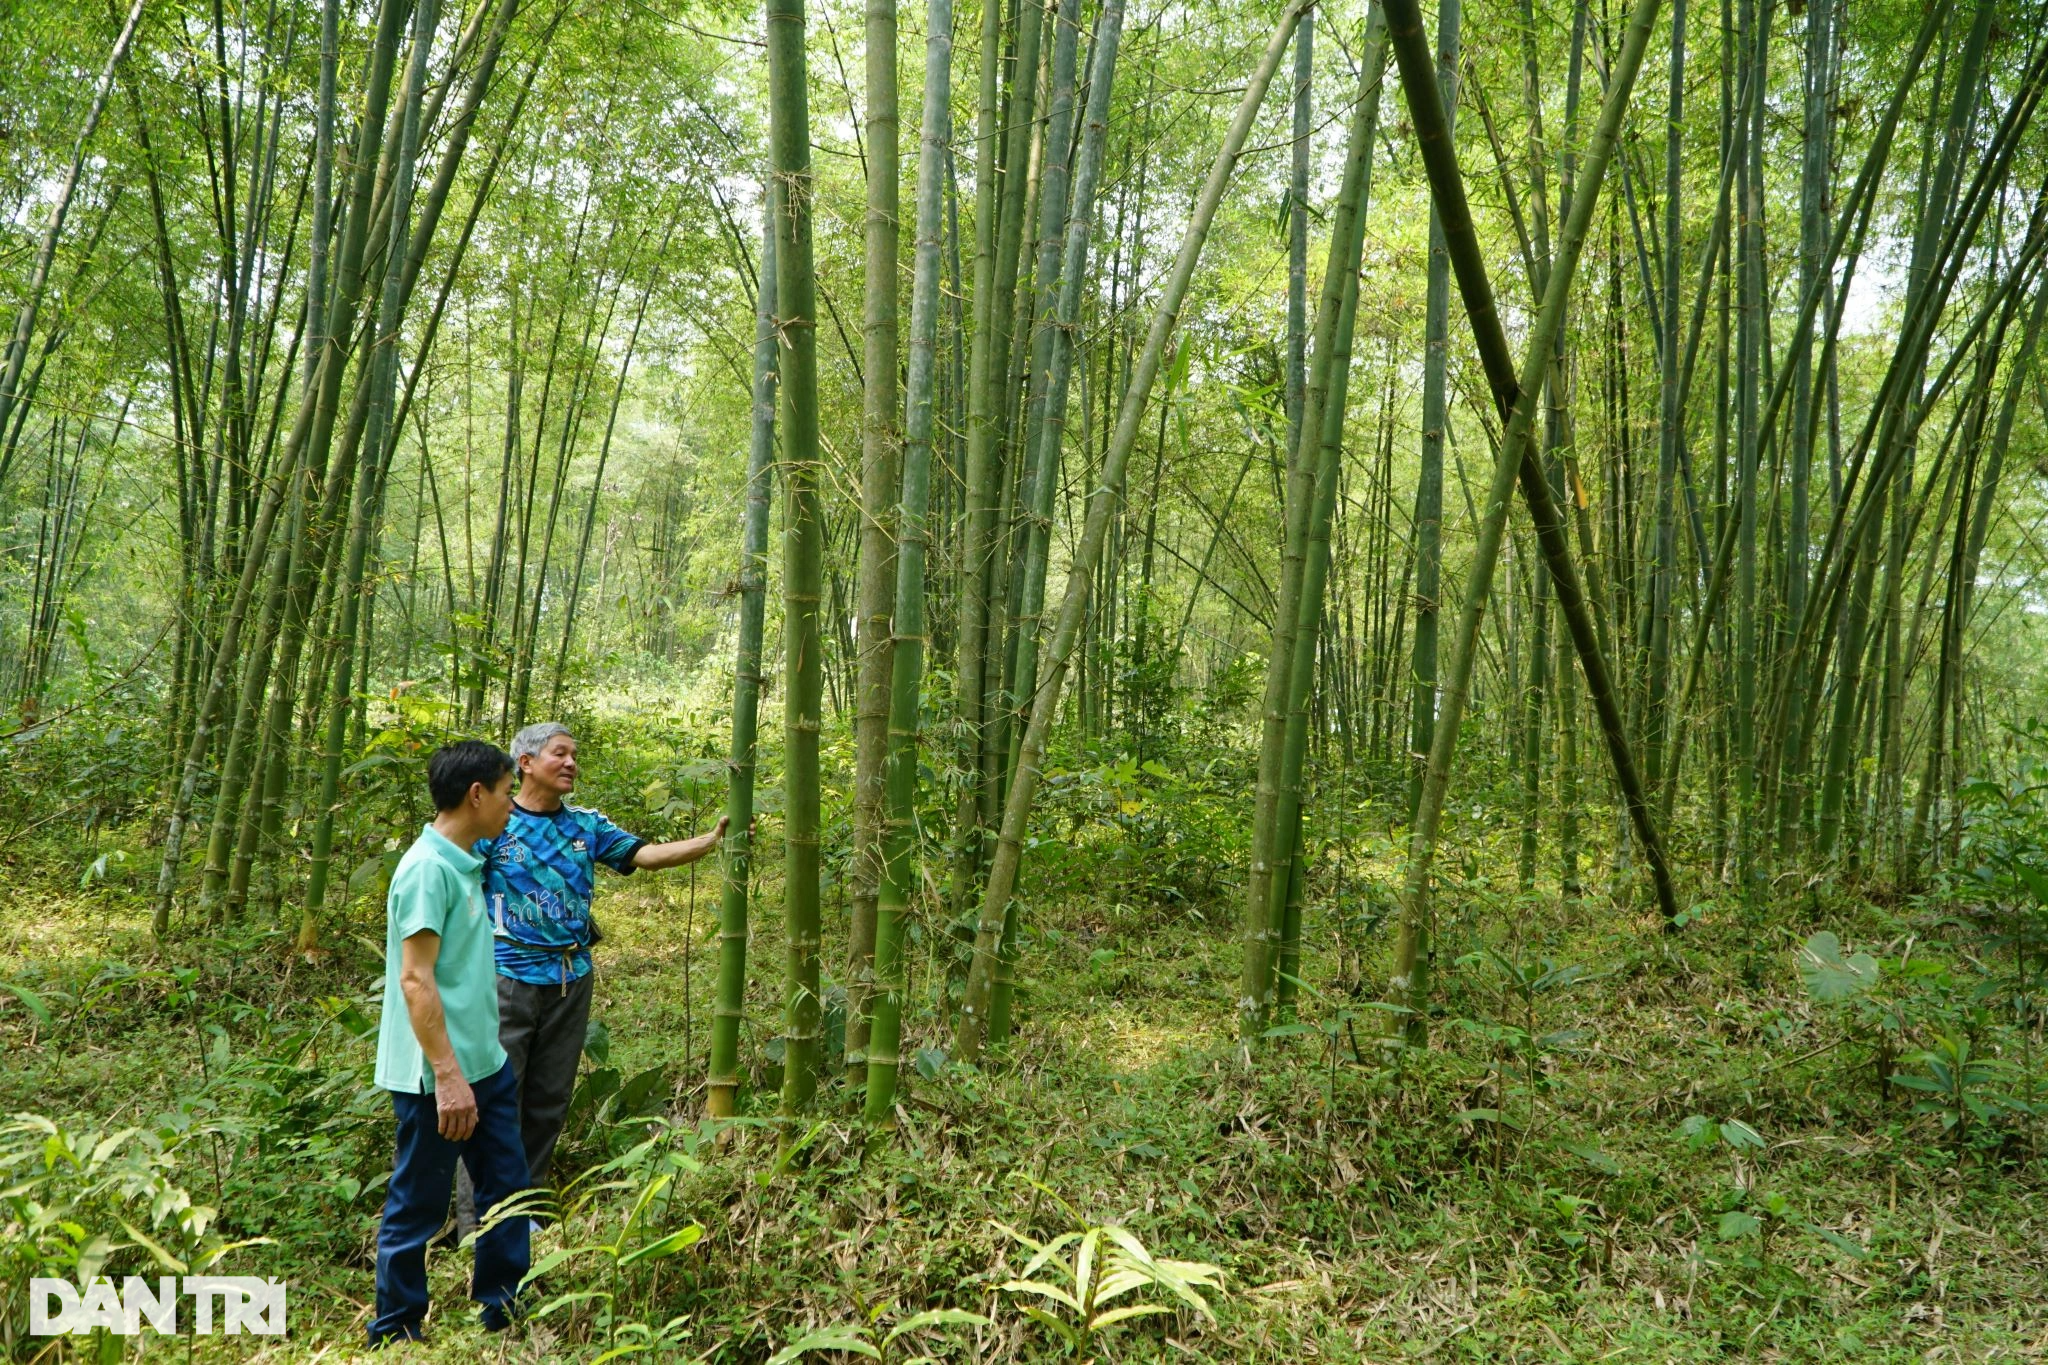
[[880, 1309, 991, 1347], [1562, 1142, 1621, 1176], [1018, 1306, 1079, 1350], [1075, 1227, 1101, 1308], [1808, 1225, 1871, 1259], [998, 1279, 1081, 1313], [1091, 1268, 1152, 1304], [530, 1290, 612, 1320], [765, 1327, 880, 1365], [190, 1237, 275, 1273], [521, 1246, 584, 1287], [618, 1223, 703, 1266], [1, 982, 53, 1029], [115, 1219, 186, 1274], [88, 1127, 139, 1168]]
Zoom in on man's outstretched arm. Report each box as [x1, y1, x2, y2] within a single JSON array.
[[629, 816, 730, 871]]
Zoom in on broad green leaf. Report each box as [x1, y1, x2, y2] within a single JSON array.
[[1155, 1257, 1226, 1289], [348, 851, 400, 898], [1717, 1210, 1761, 1239], [620, 1173, 672, 1238], [116, 1219, 187, 1274], [323, 996, 377, 1038], [1074, 1228, 1101, 1311], [1092, 1268, 1153, 1304], [999, 1279, 1082, 1313], [1019, 1306, 1079, 1350], [2016, 864, 2048, 905], [619, 1223, 703, 1266], [530, 1289, 612, 1320], [1797, 932, 1880, 1003], [2, 982, 53, 1029], [1718, 1119, 1765, 1151], [881, 1309, 992, 1347], [89, 1127, 138, 1167], [1088, 1303, 1175, 1330], [1562, 1142, 1621, 1176], [765, 1327, 880, 1365], [1808, 1225, 1870, 1259], [76, 1233, 115, 1282]]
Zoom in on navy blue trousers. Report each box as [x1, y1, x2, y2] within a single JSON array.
[[370, 1059, 530, 1344]]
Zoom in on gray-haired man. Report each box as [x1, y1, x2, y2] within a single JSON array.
[[456, 722, 725, 1231]]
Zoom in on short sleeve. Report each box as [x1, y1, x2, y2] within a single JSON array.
[[390, 861, 450, 939], [585, 810, 645, 874]]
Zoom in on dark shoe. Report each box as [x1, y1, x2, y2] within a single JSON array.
[[368, 1322, 426, 1348]]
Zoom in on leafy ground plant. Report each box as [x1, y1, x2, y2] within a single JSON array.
[[766, 1305, 991, 1365], [995, 1218, 1223, 1357], [518, 1164, 705, 1356], [1892, 1032, 2029, 1158]]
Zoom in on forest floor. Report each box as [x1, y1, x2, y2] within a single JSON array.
[[5, 820, 2048, 1363]]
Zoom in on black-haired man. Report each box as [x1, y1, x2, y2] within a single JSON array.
[[369, 740, 529, 1345]]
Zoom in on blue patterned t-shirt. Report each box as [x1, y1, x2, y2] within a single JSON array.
[[477, 802, 645, 986]]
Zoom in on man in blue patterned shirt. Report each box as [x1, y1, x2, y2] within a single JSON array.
[[458, 721, 726, 1228]]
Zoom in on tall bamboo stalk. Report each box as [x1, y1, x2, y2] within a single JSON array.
[[866, 0, 954, 1125], [709, 203, 778, 1121], [1641, 0, 1684, 799], [986, 0, 1086, 1048], [769, 0, 827, 1121], [846, 0, 902, 1086], [0, 0, 144, 483], [950, 0, 1039, 923], [1269, 20, 1385, 1017], [154, 0, 408, 937], [301, 0, 441, 945], [1384, 0, 1673, 1033], [1403, 0, 1460, 825], [1247, 9, 1388, 1032], [958, 0, 1310, 1063]]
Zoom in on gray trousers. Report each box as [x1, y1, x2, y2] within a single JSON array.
[[457, 970, 594, 1231]]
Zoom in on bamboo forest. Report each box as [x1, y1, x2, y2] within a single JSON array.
[[8, 0, 2048, 1354]]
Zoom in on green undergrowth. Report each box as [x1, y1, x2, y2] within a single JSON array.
[[4, 813, 2045, 1363]]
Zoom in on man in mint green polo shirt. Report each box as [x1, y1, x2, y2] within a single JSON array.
[[369, 740, 529, 1346]]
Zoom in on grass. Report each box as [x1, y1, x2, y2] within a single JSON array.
[[4, 806, 2047, 1363]]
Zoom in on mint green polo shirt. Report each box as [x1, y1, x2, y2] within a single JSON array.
[[374, 825, 509, 1093]]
